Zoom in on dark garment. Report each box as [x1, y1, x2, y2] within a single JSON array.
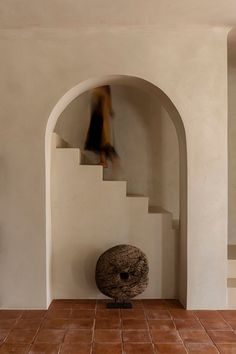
[[84, 102, 118, 160], [84, 108, 103, 153]]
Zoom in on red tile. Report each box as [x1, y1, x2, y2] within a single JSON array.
[[122, 319, 147, 330], [143, 300, 167, 310], [69, 319, 94, 329], [179, 330, 212, 344], [96, 301, 110, 310], [143, 300, 166, 306], [208, 330, 236, 343], [34, 329, 65, 344], [130, 300, 143, 309], [74, 300, 96, 310], [123, 343, 154, 354], [0, 329, 10, 341], [154, 343, 187, 353], [145, 310, 171, 320], [60, 342, 91, 354], [49, 299, 77, 310], [0, 343, 30, 354], [148, 320, 175, 330], [200, 318, 230, 330], [41, 318, 69, 329], [121, 309, 145, 319], [170, 309, 196, 319], [219, 311, 236, 321], [0, 319, 16, 329], [185, 342, 218, 353], [22, 311, 46, 319], [122, 330, 151, 342], [75, 300, 96, 305], [6, 329, 37, 344], [14, 319, 42, 330], [163, 300, 183, 309], [92, 342, 122, 353], [216, 343, 236, 353], [150, 330, 181, 343], [0, 311, 23, 319], [96, 309, 120, 319], [227, 320, 236, 330], [28, 343, 60, 353], [64, 329, 93, 343], [174, 319, 203, 330], [94, 329, 121, 342], [71, 309, 95, 319], [46, 310, 71, 319], [95, 318, 120, 329], [194, 311, 221, 320]]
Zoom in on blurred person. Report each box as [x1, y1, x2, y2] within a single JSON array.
[[84, 85, 118, 168]]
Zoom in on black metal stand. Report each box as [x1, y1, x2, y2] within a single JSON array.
[[106, 302, 132, 309]]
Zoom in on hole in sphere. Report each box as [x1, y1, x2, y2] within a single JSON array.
[[120, 272, 130, 281]]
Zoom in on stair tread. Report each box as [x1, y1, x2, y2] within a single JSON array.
[[127, 194, 147, 198], [53, 132, 71, 148], [148, 206, 171, 214], [228, 278, 236, 288], [228, 245, 236, 259]]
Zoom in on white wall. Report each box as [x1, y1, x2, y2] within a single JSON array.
[[0, 26, 228, 309], [55, 85, 180, 219]]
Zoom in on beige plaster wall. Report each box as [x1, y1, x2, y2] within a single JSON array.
[[228, 64, 236, 244], [0, 27, 228, 309], [51, 142, 178, 299], [55, 85, 180, 218]]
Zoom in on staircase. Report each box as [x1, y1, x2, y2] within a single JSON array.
[[51, 133, 178, 300], [228, 245, 236, 308]]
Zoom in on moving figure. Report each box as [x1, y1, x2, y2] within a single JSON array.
[[84, 85, 118, 167]]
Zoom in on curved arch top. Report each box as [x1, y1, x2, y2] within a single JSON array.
[[45, 74, 188, 307]]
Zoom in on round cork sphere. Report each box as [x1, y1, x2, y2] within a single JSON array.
[[95, 244, 149, 301]]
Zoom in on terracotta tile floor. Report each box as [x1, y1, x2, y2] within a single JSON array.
[[1, 300, 236, 353]]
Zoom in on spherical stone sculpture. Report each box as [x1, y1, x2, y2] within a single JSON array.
[[95, 244, 149, 302]]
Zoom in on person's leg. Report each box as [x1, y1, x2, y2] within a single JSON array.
[[99, 151, 108, 168]]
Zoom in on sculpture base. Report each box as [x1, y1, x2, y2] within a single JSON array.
[[107, 302, 132, 309]]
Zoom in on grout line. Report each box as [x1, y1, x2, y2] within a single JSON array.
[[90, 300, 97, 354]]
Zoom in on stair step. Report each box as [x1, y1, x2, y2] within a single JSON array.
[[228, 260, 236, 278], [148, 206, 171, 214], [52, 132, 71, 148], [126, 195, 149, 214], [55, 148, 81, 165], [101, 180, 127, 197], [228, 245, 236, 259], [228, 278, 236, 288], [227, 287, 236, 309], [227, 277, 236, 309]]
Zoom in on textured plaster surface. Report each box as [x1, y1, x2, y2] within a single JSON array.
[[0, 26, 228, 309]]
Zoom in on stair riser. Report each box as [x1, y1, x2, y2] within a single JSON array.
[[228, 288, 236, 309], [228, 260, 236, 278]]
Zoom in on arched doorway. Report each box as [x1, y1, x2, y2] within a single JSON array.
[[45, 75, 187, 307]]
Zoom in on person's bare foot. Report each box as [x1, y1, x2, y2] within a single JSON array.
[[98, 161, 108, 168]]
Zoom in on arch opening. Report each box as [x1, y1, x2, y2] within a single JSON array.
[[45, 75, 187, 307]]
